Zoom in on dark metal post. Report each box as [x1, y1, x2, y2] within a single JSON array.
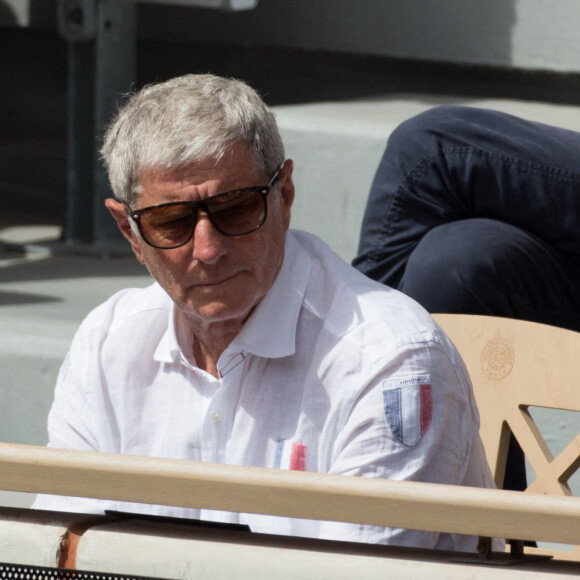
[[65, 39, 95, 244], [93, 0, 136, 249], [58, 0, 136, 250]]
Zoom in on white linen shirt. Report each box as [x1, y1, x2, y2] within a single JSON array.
[[34, 230, 495, 551]]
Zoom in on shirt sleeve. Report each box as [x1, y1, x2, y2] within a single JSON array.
[[317, 337, 485, 551], [32, 324, 112, 514]]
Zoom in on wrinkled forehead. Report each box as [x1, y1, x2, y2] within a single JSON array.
[[131, 143, 265, 205], [133, 146, 267, 204]]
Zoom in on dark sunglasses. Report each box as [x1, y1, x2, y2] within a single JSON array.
[[128, 168, 282, 249]]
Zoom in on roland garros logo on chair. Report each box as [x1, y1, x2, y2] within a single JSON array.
[[481, 338, 515, 380]]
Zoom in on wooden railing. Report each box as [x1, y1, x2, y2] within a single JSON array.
[[0, 443, 579, 548]]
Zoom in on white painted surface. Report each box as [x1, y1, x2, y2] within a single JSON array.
[[75, 519, 580, 579], [0, 507, 576, 578]]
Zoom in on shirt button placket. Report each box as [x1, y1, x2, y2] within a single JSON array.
[[203, 393, 227, 463]]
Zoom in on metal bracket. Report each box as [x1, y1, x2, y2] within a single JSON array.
[[450, 536, 553, 567], [58, 0, 98, 42]]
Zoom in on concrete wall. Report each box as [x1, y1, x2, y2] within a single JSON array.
[[137, 0, 580, 73], [4, 0, 580, 73]]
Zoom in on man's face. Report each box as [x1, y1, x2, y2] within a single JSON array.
[[107, 145, 294, 333]]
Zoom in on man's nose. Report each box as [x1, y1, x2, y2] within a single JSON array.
[[190, 212, 228, 264]]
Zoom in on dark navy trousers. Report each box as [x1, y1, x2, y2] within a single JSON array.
[[353, 106, 580, 491], [353, 106, 580, 333]]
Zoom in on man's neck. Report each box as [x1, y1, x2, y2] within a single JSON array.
[[189, 318, 247, 378], [192, 337, 221, 378]]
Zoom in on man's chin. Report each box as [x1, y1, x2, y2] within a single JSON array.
[[180, 300, 256, 328]]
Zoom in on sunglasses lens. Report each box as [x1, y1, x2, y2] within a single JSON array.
[[140, 204, 196, 248], [207, 190, 266, 236], [135, 189, 267, 249]]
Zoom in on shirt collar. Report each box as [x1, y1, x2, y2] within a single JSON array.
[[227, 230, 311, 359], [153, 299, 184, 364], [153, 230, 311, 365]]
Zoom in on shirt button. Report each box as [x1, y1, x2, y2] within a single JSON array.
[[210, 411, 222, 423]]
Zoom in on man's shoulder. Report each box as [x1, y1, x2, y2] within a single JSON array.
[[293, 230, 437, 341], [80, 282, 171, 335], [333, 279, 439, 352]]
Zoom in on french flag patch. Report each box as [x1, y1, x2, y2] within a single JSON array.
[[382, 375, 432, 446]]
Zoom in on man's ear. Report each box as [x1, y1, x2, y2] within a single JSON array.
[[279, 159, 295, 231], [104, 198, 145, 264]]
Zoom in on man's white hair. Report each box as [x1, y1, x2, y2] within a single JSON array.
[[101, 74, 285, 207]]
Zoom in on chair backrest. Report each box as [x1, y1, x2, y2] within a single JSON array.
[[432, 313, 580, 560]]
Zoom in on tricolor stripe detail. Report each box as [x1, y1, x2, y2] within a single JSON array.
[[289, 442, 307, 471]]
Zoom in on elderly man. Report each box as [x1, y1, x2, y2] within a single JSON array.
[[33, 74, 495, 551]]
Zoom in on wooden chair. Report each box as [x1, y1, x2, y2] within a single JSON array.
[[433, 313, 580, 560]]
